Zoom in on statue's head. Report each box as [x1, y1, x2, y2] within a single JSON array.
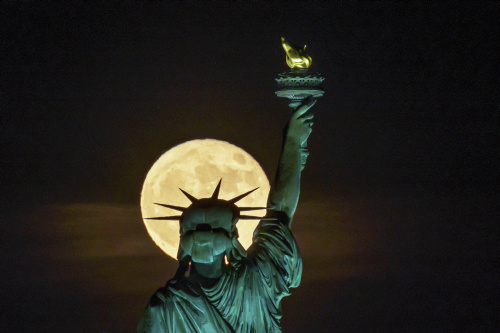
[[179, 198, 241, 264], [146, 180, 264, 264]]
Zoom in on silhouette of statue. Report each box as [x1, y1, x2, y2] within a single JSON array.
[[137, 97, 316, 332]]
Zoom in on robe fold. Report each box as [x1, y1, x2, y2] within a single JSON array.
[[137, 217, 302, 333]]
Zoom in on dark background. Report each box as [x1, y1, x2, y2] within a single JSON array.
[[1, 1, 498, 332]]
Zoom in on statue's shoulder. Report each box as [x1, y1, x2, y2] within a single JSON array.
[[147, 284, 174, 307], [148, 276, 203, 307]]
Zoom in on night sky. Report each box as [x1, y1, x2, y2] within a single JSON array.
[[1, 2, 498, 332]]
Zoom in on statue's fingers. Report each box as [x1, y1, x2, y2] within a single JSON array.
[[298, 115, 314, 126], [298, 112, 315, 120], [298, 99, 316, 114], [294, 97, 317, 117]]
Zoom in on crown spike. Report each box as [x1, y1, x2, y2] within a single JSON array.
[[145, 216, 183, 220], [179, 188, 198, 203], [211, 179, 222, 199], [239, 215, 277, 220], [154, 203, 186, 211], [229, 187, 259, 204], [238, 207, 268, 211]]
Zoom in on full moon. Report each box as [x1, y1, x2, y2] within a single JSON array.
[[140, 139, 270, 259]]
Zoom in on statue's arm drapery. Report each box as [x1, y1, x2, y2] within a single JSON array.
[[245, 98, 316, 305]]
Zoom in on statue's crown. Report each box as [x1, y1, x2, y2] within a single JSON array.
[[145, 179, 266, 224]]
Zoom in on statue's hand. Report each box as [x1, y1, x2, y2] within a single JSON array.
[[286, 97, 316, 147]]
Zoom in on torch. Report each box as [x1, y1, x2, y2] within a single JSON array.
[[275, 37, 325, 113]]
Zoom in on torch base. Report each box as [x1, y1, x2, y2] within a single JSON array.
[[275, 70, 325, 104]]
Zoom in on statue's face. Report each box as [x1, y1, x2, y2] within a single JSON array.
[[179, 205, 236, 264]]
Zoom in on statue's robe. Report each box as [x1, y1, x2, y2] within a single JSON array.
[[137, 217, 302, 332]]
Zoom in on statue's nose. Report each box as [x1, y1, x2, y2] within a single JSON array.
[[196, 223, 212, 232]]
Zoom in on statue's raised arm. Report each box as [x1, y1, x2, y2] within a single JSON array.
[[268, 97, 317, 224]]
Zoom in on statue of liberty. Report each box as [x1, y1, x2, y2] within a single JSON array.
[[137, 96, 316, 332]]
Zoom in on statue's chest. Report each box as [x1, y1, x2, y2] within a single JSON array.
[[202, 267, 277, 332]]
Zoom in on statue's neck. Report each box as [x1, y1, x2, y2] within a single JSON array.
[[189, 253, 226, 283]]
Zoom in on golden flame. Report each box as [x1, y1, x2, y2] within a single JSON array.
[[281, 37, 312, 69]]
